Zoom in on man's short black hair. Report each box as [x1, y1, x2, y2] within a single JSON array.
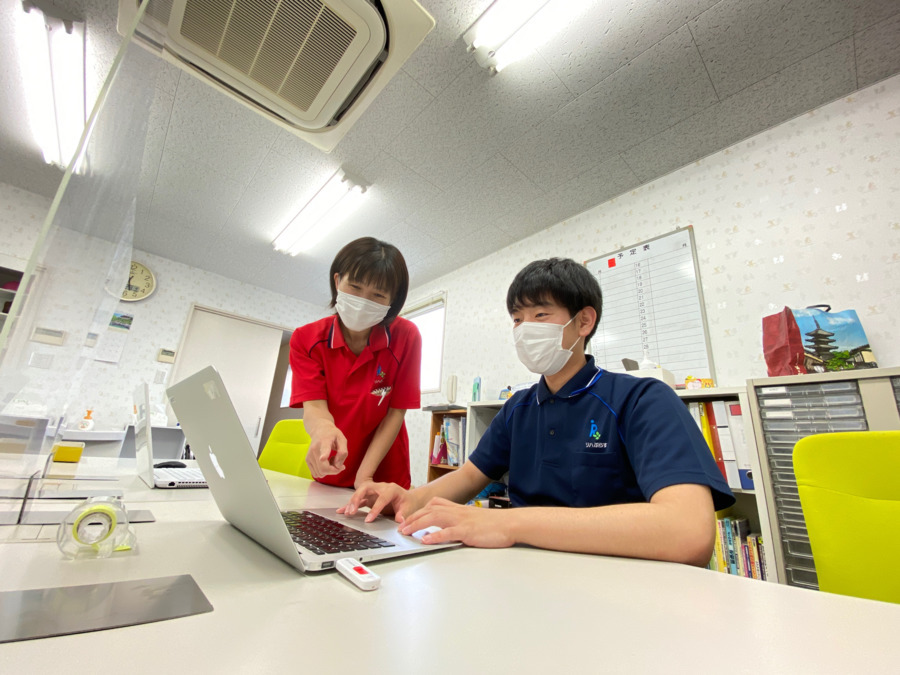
[[329, 237, 409, 324], [506, 258, 603, 342]]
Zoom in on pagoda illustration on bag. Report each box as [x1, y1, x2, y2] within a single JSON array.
[[762, 305, 877, 376]]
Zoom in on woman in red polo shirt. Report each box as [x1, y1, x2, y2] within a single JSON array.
[[289, 237, 421, 490]]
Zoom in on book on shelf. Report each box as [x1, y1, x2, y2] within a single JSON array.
[[707, 516, 765, 580], [430, 433, 446, 465], [724, 402, 755, 490], [710, 400, 741, 491], [730, 517, 750, 576], [697, 401, 727, 482], [687, 401, 702, 428], [711, 518, 727, 573], [757, 534, 767, 581], [459, 417, 467, 464], [444, 417, 461, 466]]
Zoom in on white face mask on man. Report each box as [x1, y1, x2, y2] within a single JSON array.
[[335, 290, 390, 332], [513, 316, 579, 376]]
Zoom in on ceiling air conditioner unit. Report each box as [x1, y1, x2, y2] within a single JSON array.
[[117, 0, 434, 152]]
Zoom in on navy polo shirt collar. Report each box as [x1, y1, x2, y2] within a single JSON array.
[[535, 355, 603, 404], [327, 316, 390, 351]]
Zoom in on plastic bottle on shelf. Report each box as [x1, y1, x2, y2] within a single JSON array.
[[78, 409, 95, 431]]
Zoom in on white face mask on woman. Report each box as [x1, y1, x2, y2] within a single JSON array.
[[513, 316, 579, 376], [335, 290, 390, 332]]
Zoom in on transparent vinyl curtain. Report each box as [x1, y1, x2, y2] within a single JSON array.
[[0, 3, 159, 471]]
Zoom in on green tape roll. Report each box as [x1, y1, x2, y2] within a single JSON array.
[[72, 503, 119, 549]]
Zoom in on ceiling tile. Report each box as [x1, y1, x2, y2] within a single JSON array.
[[411, 153, 545, 236], [0, 143, 62, 199], [690, 0, 897, 100], [389, 58, 574, 190], [163, 76, 279, 187], [225, 152, 342, 243], [400, 0, 491, 97], [329, 70, 435, 172], [154, 61, 181, 98], [856, 12, 900, 88], [549, 155, 642, 218], [379, 222, 441, 263], [622, 38, 857, 182], [136, 87, 174, 223], [147, 148, 244, 231], [358, 152, 442, 221], [540, 0, 720, 95], [503, 25, 718, 190], [268, 128, 338, 170]]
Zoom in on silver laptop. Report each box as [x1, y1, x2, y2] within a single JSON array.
[[134, 383, 207, 489], [166, 366, 459, 572]]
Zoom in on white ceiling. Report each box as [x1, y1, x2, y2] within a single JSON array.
[[1, 0, 899, 308]]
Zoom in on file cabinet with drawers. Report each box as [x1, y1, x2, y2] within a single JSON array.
[[746, 367, 900, 588]]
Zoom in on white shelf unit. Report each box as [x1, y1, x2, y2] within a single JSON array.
[[745, 366, 900, 590], [465, 400, 505, 451], [424, 401, 506, 483], [676, 386, 777, 581]]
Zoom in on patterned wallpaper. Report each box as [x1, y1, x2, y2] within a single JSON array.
[[0, 184, 49, 264], [405, 74, 900, 486]]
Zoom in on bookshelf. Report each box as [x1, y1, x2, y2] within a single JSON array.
[[425, 401, 505, 482], [677, 386, 777, 581], [425, 406, 466, 482]]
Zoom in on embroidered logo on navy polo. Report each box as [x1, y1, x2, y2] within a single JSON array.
[[586, 419, 607, 449]]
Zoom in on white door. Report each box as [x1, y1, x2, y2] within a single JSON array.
[[171, 307, 283, 453]]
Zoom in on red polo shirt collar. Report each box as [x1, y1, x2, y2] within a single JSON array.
[[327, 316, 391, 352]]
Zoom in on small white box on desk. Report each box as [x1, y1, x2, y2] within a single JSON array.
[[630, 368, 676, 388]]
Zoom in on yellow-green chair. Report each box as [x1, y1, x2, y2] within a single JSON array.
[[258, 419, 313, 480], [793, 431, 900, 604]]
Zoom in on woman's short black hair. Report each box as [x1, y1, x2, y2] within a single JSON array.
[[506, 258, 603, 342], [329, 237, 409, 324]]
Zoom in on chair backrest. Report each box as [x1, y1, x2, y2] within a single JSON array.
[[258, 419, 312, 480], [793, 431, 900, 604]]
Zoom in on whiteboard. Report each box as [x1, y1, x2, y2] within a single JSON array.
[[585, 227, 715, 385]]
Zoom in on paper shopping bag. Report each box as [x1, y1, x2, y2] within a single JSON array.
[[762, 305, 877, 376]]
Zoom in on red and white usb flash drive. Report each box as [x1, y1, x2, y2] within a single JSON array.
[[336, 558, 381, 591]]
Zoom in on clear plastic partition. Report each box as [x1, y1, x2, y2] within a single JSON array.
[[0, 4, 159, 476]]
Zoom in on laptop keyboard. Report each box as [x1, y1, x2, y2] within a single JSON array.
[[281, 510, 396, 556]]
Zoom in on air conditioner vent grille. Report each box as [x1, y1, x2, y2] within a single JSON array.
[[179, 0, 356, 112], [146, 0, 175, 24]]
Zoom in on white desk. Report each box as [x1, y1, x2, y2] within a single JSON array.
[[1, 472, 899, 673]]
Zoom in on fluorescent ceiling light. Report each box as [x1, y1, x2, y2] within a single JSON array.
[[273, 168, 369, 256], [17, 1, 86, 170], [463, 0, 592, 74]]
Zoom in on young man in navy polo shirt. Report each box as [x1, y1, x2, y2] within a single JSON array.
[[341, 258, 734, 565]]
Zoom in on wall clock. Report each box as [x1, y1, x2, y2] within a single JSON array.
[[121, 260, 156, 302]]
